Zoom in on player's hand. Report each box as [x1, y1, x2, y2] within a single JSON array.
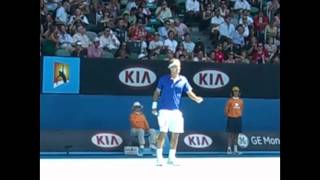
[[152, 109, 158, 116], [195, 97, 203, 104]]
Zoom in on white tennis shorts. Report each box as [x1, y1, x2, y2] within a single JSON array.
[[157, 109, 184, 133]]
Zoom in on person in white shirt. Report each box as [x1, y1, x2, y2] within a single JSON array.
[[239, 10, 253, 26], [210, 10, 225, 42], [126, 0, 138, 11], [155, 1, 172, 23], [185, 0, 201, 21], [72, 25, 91, 48], [58, 24, 73, 50], [164, 31, 178, 53], [99, 27, 120, 54], [186, 0, 200, 13], [182, 34, 195, 54], [55, 1, 70, 25], [68, 8, 89, 26], [211, 10, 225, 27], [219, 16, 236, 40], [149, 33, 164, 56], [158, 20, 170, 41], [234, 0, 251, 11]]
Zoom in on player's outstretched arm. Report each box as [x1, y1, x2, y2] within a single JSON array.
[[187, 91, 203, 104]]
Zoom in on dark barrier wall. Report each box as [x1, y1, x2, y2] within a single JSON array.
[[40, 94, 279, 131], [78, 59, 279, 98]]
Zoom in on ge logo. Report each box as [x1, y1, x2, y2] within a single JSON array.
[[237, 133, 249, 148]]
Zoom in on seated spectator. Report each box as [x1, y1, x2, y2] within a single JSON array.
[[251, 42, 269, 64], [264, 37, 277, 59], [55, 0, 70, 25], [128, 19, 147, 41], [218, 0, 230, 18], [164, 31, 178, 53], [99, 27, 121, 55], [185, 0, 201, 22], [193, 50, 208, 62], [179, 54, 187, 61], [71, 41, 87, 57], [199, 4, 214, 31], [206, 50, 216, 63], [253, 11, 269, 42], [174, 18, 190, 40], [87, 37, 104, 58], [43, 13, 55, 35], [46, 25, 60, 49], [264, 21, 278, 43], [99, 10, 115, 29], [163, 50, 175, 61], [267, 0, 280, 20], [127, 7, 138, 25], [87, 2, 103, 24], [58, 24, 73, 50], [224, 51, 236, 63], [234, 0, 251, 12], [229, 10, 239, 27], [115, 42, 130, 59], [219, 16, 236, 41], [182, 33, 196, 55], [126, 0, 138, 11], [175, 43, 188, 59], [239, 10, 253, 27], [109, 0, 121, 18], [73, 25, 91, 48], [232, 24, 246, 52], [214, 43, 225, 63], [122, 13, 131, 28], [193, 38, 205, 54], [129, 101, 157, 156], [113, 18, 129, 43], [210, 10, 224, 42], [136, 3, 152, 24], [269, 48, 280, 64], [149, 32, 164, 56], [158, 19, 170, 41], [155, 1, 172, 23], [68, 8, 89, 27], [235, 50, 250, 64], [222, 39, 233, 55]]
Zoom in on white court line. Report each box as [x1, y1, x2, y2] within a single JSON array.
[[40, 157, 280, 180]]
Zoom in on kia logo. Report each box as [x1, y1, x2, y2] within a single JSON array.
[[184, 134, 212, 148], [91, 133, 123, 148], [193, 70, 229, 89], [119, 67, 157, 87]]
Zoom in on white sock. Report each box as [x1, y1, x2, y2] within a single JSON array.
[[140, 145, 144, 149], [169, 149, 176, 160], [156, 149, 163, 160]]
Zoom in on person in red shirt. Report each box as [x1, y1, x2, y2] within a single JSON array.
[[225, 86, 244, 155], [128, 19, 147, 41], [129, 101, 157, 156], [214, 43, 225, 63], [251, 43, 269, 64], [253, 11, 269, 42]]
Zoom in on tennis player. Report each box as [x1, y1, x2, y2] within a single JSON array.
[[151, 58, 203, 166]]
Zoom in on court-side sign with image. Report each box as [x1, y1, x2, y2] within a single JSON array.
[[178, 132, 280, 152], [42, 56, 80, 93]]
